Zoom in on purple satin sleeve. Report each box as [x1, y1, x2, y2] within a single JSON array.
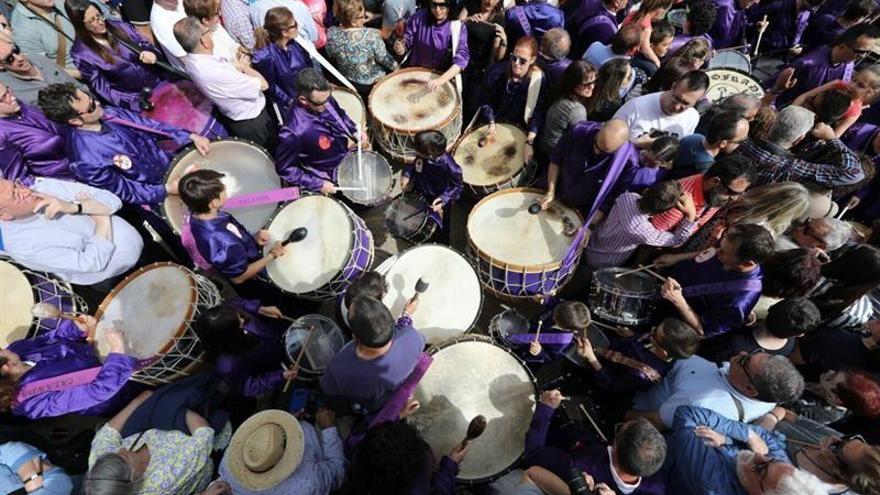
[[524, 403, 555, 457], [37, 320, 86, 343], [13, 352, 137, 419], [431, 456, 459, 495], [109, 107, 191, 145], [215, 355, 284, 397], [275, 130, 326, 191], [0, 143, 33, 185], [700, 289, 762, 338], [452, 22, 469, 69], [69, 159, 166, 205], [230, 297, 261, 316], [252, 48, 293, 110]]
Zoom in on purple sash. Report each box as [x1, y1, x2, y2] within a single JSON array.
[[224, 187, 300, 208], [104, 114, 176, 139], [513, 6, 532, 37], [369, 353, 433, 428], [15, 366, 101, 404], [506, 333, 574, 345], [682, 279, 762, 298]]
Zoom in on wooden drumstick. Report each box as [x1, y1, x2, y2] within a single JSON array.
[[614, 263, 659, 278], [283, 325, 316, 393], [460, 415, 487, 449], [640, 265, 668, 283], [31, 302, 79, 321], [578, 404, 608, 443], [356, 121, 364, 182], [532, 319, 544, 345], [753, 15, 768, 57]]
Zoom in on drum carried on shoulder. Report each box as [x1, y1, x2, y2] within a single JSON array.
[[453, 123, 535, 196], [91, 262, 222, 386]]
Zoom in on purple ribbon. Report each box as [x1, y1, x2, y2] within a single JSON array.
[[506, 333, 574, 345], [682, 279, 763, 298]]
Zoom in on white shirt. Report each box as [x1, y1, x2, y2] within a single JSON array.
[[612, 92, 700, 140], [150, 1, 240, 68], [0, 179, 142, 285], [184, 53, 266, 120], [249, 0, 319, 43], [632, 356, 776, 428], [607, 446, 641, 494]]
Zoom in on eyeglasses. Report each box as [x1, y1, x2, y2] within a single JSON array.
[[2, 43, 20, 65], [509, 54, 529, 65], [84, 12, 104, 25], [830, 434, 866, 458], [720, 180, 746, 197], [578, 79, 597, 87], [285, 22, 298, 31], [430, 1, 449, 8], [847, 43, 873, 55], [736, 350, 764, 397], [78, 94, 97, 115], [305, 95, 330, 107], [753, 457, 783, 491]]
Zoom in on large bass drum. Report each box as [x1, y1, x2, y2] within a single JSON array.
[[453, 123, 534, 196]]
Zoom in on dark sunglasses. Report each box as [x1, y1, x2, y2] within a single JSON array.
[[430, 1, 449, 8], [578, 79, 598, 87], [509, 54, 529, 65], [848, 43, 872, 55], [2, 43, 20, 65]]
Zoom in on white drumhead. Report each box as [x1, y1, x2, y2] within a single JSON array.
[[333, 87, 367, 131], [454, 124, 526, 186], [0, 261, 35, 345], [265, 196, 353, 293], [381, 245, 481, 345], [95, 264, 196, 360], [370, 69, 458, 131], [468, 189, 580, 267], [163, 139, 281, 234], [410, 339, 536, 481], [337, 150, 393, 204], [705, 69, 765, 102]]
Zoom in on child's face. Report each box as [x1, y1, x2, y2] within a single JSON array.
[[213, 188, 228, 210], [652, 36, 674, 59]]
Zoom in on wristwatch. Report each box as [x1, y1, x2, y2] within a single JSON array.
[[73, 201, 83, 214]]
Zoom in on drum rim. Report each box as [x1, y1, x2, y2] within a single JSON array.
[[381, 242, 484, 340], [467, 187, 584, 272], [159, 136, 279, 234], [283, 313, 345, 372], [91, 262, 198, 357], [704, 68, 765, 101], [453, 123, 528, 187], [368, 67, 463, 133], [261, 194, 360, 295], [593, 267, 661, 296], [0, 258, 85, 339], [338, 150, 394, 206], [331, 84, 368, 126], [383, 192, 436, 243], [487, 308, 531, 344], [421, 333, 538, 484]]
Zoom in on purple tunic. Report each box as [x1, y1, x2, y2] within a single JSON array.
[[9, 320, 137, 419], [67, 106, 191, 205], [402, 152, 463, 205], [709, 0, 748, 49], [189, 212, 261, 278], [404, 9, 470, 71], [668, 255, 763, 337], [252, 40, 314, 114], [746, 0, 812, 51], [0, 103, 72, 184], [565, 0, 618, 59], [70, 21, 163, 111], [479, 61, 549, 134], [547, 121, 639, 211], [594, 334, 675, 392], [537, 56, 571, 87], [803, 13, 845, 49], [504, 1, 565, 44], [275, 97, 357, 191], [770, 45, 854, 107], [628, 165, 669, 191]]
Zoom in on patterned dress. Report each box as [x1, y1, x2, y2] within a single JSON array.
[[324, 26, 398, 86]]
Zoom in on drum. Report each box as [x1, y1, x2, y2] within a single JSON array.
[[162, 138, 281, 235], [92, 262, 222, 386], [283, 315, 349, 381], [589, 268, 659, 326], [380, 244, 481, 345], [467, 188, 584, 298], [708, 50, 752, 73], [666, 8, 687, 30], [145, 80, 226, 147], [705, 69, 765, 103], [337, 150, 394, 206], [264, 195, 374, 300], [333, 86, 368, 136], [0, 259, 87, 345], [453, 123, 534, 196], [488, 307, 610, 359], [369, 68, 462, 162], [383, 193, 438, 244], [409, 335, 537, 484]]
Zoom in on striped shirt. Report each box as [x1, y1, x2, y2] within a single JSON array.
[[649, 174, 719, 232], [585, 192, 697, 268]]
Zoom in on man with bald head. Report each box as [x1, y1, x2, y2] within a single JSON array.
[[541, 119, 638, 230], [537, 28, 572, 86]]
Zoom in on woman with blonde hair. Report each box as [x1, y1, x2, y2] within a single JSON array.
[[670, 37, 711, 70], [252, 6, 315, 115]]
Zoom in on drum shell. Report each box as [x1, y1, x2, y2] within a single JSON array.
[[708, 51, 752, 73], [588, 267, 659, 326], [283, 314, 349, 381], [383, 193, 439, 244]]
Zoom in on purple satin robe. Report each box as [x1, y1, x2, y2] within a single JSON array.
[[770, 46, 854, 107], [537, 56, 571, 87], [594, 334, 676, 392], [547, 121, 639, 211], [404, 9, 470, 71], [0, 103, 72, 184], [504, 1, 565, 44], [252, 40, 313, 114], [189, 212, 261, 278], [402, 153, 463, 205], [9, 320, 136, 419], [803, 13, 845, 49], [67, 106, 191, 205], [709, 0, 748, 49], [480, 61, 549, 134], [70, 21, 163, 111], [746, 0, 812, 51], [628, 165, 669, 191], [565, 0, 618, 58], [275, 97, 357, 190]]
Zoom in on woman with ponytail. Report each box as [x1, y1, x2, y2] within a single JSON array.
[[252, 6, 316, 116]]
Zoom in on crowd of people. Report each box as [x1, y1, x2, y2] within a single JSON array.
[[0, 0, 879, 492]]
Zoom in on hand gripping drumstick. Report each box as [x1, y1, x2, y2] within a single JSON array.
[[753, 15, 768, 57], [532, 319, 544, 345], [283, 325, 316, 393], [459, 415, 488, 449], [614, 263, 660, 278], [31, 302, 81, 321], [639, 264, 668, 283], [410, 277, 430, 303]]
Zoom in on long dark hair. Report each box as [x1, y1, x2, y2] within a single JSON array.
[[347, 421, 431, 494], [193, 304, 258, 357], [586, 58, 629, 113], [66, 0, 137, 64], [550, 60, 596, 104]]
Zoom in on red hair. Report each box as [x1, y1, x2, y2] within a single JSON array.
[[514, 35, 538, 58], [836, 370, 880, 418]]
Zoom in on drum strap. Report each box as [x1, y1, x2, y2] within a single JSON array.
[[104, 114, 175, 139], [369, 353, 433, 427], [595, 349, 662, 383], [223, 187, 300, 209], [14, 367, 102, 404], [293, 36, 358, 92], [513, 6, 532, 37], [681, 279, 762, 298], [180, 216, 214, 272], [524, 69, 543, 124], [450, 20, 463, 94], [843, 62, 854, 84]]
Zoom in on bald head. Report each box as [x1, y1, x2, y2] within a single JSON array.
[[596, 119, 630, 153], [540, 28, 571, 60]]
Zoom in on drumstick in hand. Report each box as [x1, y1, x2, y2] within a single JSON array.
[[753, 15, 768, 57], [31, 302, 80, 321], [283, 325, 316, 393], [532, 319, 544, 345], [614, 263, 659, 278]]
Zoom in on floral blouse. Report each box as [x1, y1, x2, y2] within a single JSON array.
[[325, 26, 398, 85]]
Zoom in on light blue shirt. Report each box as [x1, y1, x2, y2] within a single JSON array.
[[219, 423, 345, 495], [249, 0, 319, 43], [0, 442, 73, 495], [0, 178, 143, 285], [582, 41, 624, 68], [632, 356, 776, 428], [10, 0, 76, 69]]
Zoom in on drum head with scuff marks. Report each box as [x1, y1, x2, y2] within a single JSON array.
[[95, 265, 195, 359], [381, 245, 481, 345], [163, 140, 281, 234], [265, 196, 353, 293], [409, 340, 536, 482], [468, 190, 578, 266], [0, 261, 36, 345], [337, 151, 393, 203], [454, 124, 526, 186], [370, 70, 458, 130], [333, 87, 367, 130]]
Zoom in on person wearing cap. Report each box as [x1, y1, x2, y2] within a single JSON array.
[[219, 409, 345, 495]]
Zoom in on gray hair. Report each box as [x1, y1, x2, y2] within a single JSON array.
[[767, 106, 815, 147], [720, 93, 759, 116], [765, 469, 828, 495], [814, 217, 852, 251], [540, 28, 571, 60], [615, 418, 667, 477], [752, 355, 805, 404], [173, 16, 204, 53], [82, 453, 139, 495]]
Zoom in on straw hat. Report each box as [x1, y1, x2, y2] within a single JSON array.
[[226, 410, 305, 491]]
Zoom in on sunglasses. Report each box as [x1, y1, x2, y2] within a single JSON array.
[[509, 54, 529, 65], [2, 43, 20, 65], [736, 350, 764, 397], [305, 95, 330, 107], [430, 1, 449, 8], [578, 79, 597, 87], [285, 21, 298, 30]]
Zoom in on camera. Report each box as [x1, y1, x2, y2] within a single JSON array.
[[567, 468, 591, 495]]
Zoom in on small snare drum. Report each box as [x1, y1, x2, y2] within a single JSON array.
[[589, 267, 660, 326], [708, 50, 752, 73], [337, 150, 394, 206], [453, 123, 533, 196], [383, 193, 438, 244], [284, 314, 349, 381]]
